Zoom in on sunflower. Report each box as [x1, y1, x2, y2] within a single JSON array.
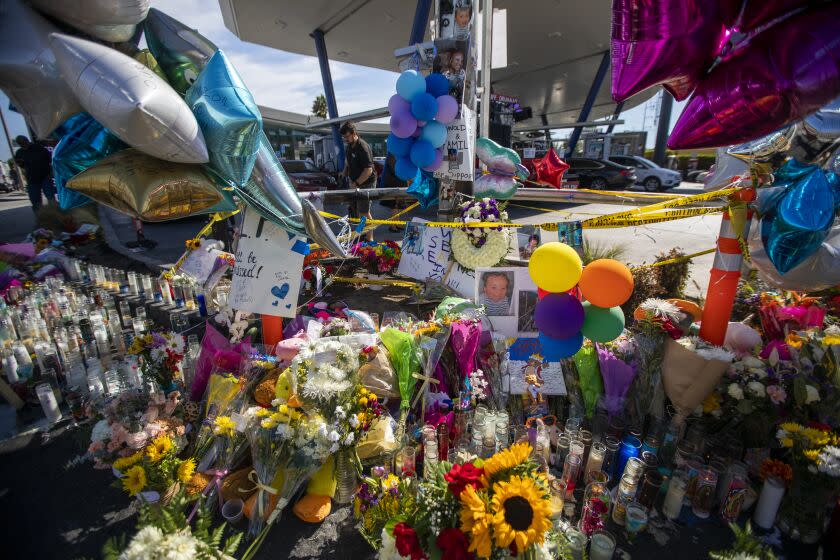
[[145, 435, 174, 463], [113, 452, 143, 472], [490, 476, 552, 554], [122, 465, 147, 496], [459, 484, 493, 558], [779, 422, 804, 434], [176, 458, 196, 483], [480, 443, 531, 487]]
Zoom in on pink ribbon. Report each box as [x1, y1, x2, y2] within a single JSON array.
[[186, 468, 228, 522]]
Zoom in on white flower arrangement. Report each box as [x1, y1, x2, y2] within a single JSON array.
[[638, 298, 685, 323], [291, 340, 360, 404], [451, 228, 510, 269], [676, 336, 736, 362], [727, 383, 745, 400], [117, 525, 235, 560], [746, 381, 766, 397]]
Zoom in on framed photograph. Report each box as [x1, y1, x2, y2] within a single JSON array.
[[476, 269, 514, 316], [517, 290, 538, 332], [513, 226, 540, 260], [557, 221, 583, 256]]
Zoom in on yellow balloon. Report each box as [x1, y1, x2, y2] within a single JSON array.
[[528, 242, 583, 293]]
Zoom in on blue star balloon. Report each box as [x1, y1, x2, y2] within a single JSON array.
[[764, 159, 837, 274], [186, 50, 262, 187], [407, 169, 439, 208], [52, 113, 128, 209]]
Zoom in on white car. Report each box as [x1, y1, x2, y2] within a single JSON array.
[[609, 155, 682, 191]]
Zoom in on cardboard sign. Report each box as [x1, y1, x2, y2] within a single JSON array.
[[433, 106, 476, 182], [397, 218, 475, 298], [229, 209, 306, 317], [507, 337, 567, 396]]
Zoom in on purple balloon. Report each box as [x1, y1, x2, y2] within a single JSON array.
[[422, 148, 444, 172], [535, 293, 585, 339], [611, 0, 728, 102], [388, 94, 410, 115], [390, 110, 417, 139], [436, 95, 459, 124], [668, 2, 840, 149]]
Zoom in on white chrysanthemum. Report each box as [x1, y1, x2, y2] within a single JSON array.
[[160, 533, 198, 560], [747, 381, 765, 397], [328, 430, 341, 443], [343, 432, 355, 446], [168, 334, 185, 354], [120, 526, 164, 560], [379, 528, 401, 560], [805, 385, 821, 404], [639, 298, 685, 323], [349, 414, 360, 428], [451, 229, 510, 269], [335, 406, 346, 420], [742, 356, 764, 369], [150, 346, 165, 362], [817, 446, 840, 478], [727, 383, 744, 400], [91, 419, 111, 442]]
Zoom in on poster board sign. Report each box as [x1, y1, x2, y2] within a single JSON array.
[[507, 338, 567, 396], [433, 106, 476, 182], [229, 209, 306, 317], [397, 218, 475, 298]]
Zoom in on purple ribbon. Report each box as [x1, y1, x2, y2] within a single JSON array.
[[186, 468, 228, 522]]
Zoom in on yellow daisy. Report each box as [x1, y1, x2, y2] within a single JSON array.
[[214, 416, 236, 437], [480, 443, 532, 487], [804, 449, 820, 462], [801, 428, 830, 447], [145, 435, 174, 463], [779, 422, 804, 434], [122, 465, 147, 496], [490, 476, 552, 554], [177, 458, 196, 483], [459, 484, 493, 558], [112, 452, 143, 472], [780, 437, 794, 448]]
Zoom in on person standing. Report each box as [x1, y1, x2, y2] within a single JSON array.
[[14, 135, 55, 212], [339, 121, 377, 241]]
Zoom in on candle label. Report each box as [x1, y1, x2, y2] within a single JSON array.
[[720, 483, 747, 522]]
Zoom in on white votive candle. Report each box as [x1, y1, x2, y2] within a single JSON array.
[[753, 476, 785, 529]]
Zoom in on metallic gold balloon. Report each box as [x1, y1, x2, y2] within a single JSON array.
[[144, 8, 217, 94], [50, 33, 209, 164], [29, 0, 149, 42], [186, 50, 262, 187], [66, 149, 223, 222], [133, 49, 168, 81], [0, 0, 82, 138]]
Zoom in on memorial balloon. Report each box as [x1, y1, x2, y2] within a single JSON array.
[[144, 7, 218, 94], [28, 0, 149, 43]]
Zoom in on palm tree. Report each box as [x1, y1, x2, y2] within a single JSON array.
[[311, 94, 328, 119]]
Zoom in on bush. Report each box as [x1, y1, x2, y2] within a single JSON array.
[[654, 248, 690, 298]]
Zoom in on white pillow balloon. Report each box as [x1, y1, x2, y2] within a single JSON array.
[[0, 0, 82, 138], [29, 0, 149, 43], [50, 33, 209, 164]]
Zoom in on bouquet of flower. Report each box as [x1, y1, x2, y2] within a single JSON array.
[[367, 443, 553, 559], [128, 331, 186, 392], [354, 470, 415, 548], [758, 292, 826, 340], [662, 336, 734, 424], [114, 434, 196, 504], [596, 337, 638, 417], [192, 372, 247, 468], [351, 240, 402, 275], [451, 199, 511, 269]]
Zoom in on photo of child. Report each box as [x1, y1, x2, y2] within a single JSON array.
[[402, 222, 424, 256], [517, 290, 538, 332], [518, 227, 540, 259], [478, 270, 514, 316], [557, 221, 583, 257], [453, 1, 472, 41]]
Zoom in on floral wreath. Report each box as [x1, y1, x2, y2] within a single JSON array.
[[451, 198, 511, 269]]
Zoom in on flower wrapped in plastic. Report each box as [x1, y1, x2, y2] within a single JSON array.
[[573, 342, 603, 418], [596, 338, 638, 418], [128, 331, 185, 392], [662, 337, 734, 424], [380, 327, 422, 433], [192, 372, 246, 468], [758, 292, 826, 340]]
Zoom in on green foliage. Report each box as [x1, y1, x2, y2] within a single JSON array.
[[709, 522, 777, 560], [654, 248, 690, 297], [581, 239, 628, 265], [621, 265, 663, 319], [311, 94, 328, 119]]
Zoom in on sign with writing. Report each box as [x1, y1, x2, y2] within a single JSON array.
[[434, 106, 476, 182], [397, 218, 475, 298], [523, 147, 536, 159], [180, 239, 232, 290], [507, 337, 567, 396], [229, 209, 306, 317]]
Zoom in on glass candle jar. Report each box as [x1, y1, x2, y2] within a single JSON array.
[[719, 463, 748, 522], [579, 481, 611, 535], [641, 450, 660, 477], [691, 467, 718, 519], [589, 529, 616, 560], [662, 469, 688, 520], [673, 441, 697, 471], [555, 434, 571, 469], [624, 502, 648, 540], [585, 442, 607, 479], [716, 460, 747, 505], [602, 436, 619, 482], [616, 436, 642, 482], [549, 478, 566, 520], [424, 447, 439, 479], [562, 454, 582, 491], [579, 429, 593, 464], [611, 474, 638, 526], [36, 383, 62, 424], [586, 470, 610, 486], [753, 476, 785, 529], [637, 470, 663, 511], [641, 435, 660, 456], [607, 416, 625, 441], [622, 457, 645, 486], [684, 455, 705, 503]]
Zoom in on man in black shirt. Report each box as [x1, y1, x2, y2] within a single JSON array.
[[339, 121, 377, 241], [14, 135, 55, 212]]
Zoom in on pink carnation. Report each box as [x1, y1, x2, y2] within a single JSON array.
[[125, 431, 148, 450], [767, 385, 787, 405]]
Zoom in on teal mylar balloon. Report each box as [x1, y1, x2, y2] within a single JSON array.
[[186, 50, 262, 187], [581, 302, 625, 343], [52, 113, 128, 210], [144, 8, 217, 94], [407, 169, 438, 208]]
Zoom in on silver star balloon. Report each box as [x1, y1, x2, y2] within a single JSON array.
[[0, 0, 82, 138], [50, 33, 209, 164], [144, 7, 217, 94], [29, 0, 149, 42], [726, 124, 799, 164]]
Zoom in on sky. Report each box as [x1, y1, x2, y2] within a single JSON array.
[[1, 0, 683, 159]]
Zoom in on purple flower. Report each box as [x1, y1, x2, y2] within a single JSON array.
[[151, 333, 167, 347]]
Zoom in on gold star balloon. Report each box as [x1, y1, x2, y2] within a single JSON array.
[[66, 149, 225, 222]]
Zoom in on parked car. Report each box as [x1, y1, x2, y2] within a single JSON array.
[[564, 158, 636, 190], [609, 155, 682, 191], [279, 159, 337, 192]]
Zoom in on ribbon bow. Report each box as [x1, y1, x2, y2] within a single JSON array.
[[186, 468, 229, 522], [240, 470, 279, 521]]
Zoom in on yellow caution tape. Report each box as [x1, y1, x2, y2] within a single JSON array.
[[582, 207, 722, 228], [630, 248, 716, 271], [330, 275, 421, 288]]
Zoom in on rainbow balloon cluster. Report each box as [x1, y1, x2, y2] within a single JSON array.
[[387, 70, 459, 180], [528, 243, 634, 360]]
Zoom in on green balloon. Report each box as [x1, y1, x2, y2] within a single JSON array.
[[581, 302, 625, 342]]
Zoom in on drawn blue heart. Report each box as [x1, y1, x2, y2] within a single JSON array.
[[271, 300, 278, 306], [271, 283, 289, 300], [285, 303, 292, 309]]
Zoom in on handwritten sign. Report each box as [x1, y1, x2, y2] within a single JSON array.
[[433, 106, 475, 182], [507, 338, 567, 395], [229, 209, 305, 317], [397, 218, 475, 298], [180, 239, 232, 290]]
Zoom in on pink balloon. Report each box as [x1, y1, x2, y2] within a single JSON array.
[[390, 110, 417, 139], [388, 94, 410, 115], [422, 148, 444, 171], [668, 2, 840, 149], [436, 95, 459, 124], [611, 0, 728, 102]]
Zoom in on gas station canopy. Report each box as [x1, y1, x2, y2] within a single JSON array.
[[218, 0, 655, 129]]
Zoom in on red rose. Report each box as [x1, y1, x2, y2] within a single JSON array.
[[444, 463, 485, 498], [436, 528, 472, 560], [394, 522, 426, 560]]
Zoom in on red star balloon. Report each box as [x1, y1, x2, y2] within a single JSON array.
[[534, 147, 570, 188]]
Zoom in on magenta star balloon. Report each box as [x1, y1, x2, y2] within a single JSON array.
[[668, 2, 840, 150], [611, 0, 728, 102]]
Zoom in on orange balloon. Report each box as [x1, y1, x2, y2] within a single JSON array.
[[579, 259, 634, 308]]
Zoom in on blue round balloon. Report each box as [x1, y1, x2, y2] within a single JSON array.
[[411, 92, 439, 121], [386, 134, 414, 158], [396, 70, 426, 101], [410, 139, 437, 169], [395, 157, 419, 181], [420, 120, 447, 148], [425, 73, 450, 97], [539, 331, 584, 361]]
